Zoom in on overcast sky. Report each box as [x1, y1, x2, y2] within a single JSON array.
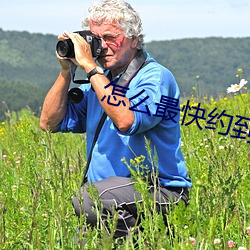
[[1, 0, 250, 42]]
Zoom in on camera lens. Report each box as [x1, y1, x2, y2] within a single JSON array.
[[56, 39, 74, 58], [68, 88, 84, 103]]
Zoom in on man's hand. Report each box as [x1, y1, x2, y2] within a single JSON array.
[[62, 31, 96, 73], [56, 33, 79, 71]]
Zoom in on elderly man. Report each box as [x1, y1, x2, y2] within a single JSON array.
[[40, 0, 192, 241]]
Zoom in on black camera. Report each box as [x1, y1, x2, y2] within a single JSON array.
[[56, 30, 102, 58]]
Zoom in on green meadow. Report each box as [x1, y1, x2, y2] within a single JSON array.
[[0, 88, 249, 249]]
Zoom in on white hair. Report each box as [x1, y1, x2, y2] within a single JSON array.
[[82, 0, 145, 49]]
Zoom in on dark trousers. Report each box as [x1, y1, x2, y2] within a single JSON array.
[[72, 176, 189, 238]]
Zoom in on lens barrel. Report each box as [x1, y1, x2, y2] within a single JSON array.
[[68, 88, 84, 103], [56, 39, 75, 58]]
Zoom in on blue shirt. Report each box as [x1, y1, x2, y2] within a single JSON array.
[[58, 52, 192, 188]]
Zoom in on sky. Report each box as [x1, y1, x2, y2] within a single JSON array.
[[1, 0, 250, 42]]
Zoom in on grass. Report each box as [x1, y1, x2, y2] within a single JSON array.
[[0, 92, 250, 249]]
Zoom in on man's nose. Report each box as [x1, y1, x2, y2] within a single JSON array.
[[101, 38, 108, 49]]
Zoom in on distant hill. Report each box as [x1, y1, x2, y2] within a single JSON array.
[[0, 29, 60, 88], [145, 37, 250, 98], [0, 29, 60, 120], [0, 28, 249, 120]]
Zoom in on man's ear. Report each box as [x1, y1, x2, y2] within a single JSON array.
[[131, 36, 139, 49]]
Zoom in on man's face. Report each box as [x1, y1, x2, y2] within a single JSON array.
[[89, 20, 138, 73]]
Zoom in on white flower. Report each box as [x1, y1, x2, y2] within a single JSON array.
[[246, 226, 250, 235], [227, 79, 248, 93], [20, 207, 25, 214], [238, 247, 247, 250], [189, 237, 196, 245], [214, 238, 221, 244]]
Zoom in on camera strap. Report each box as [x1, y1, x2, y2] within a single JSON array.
[[81, 50, 150, 186]]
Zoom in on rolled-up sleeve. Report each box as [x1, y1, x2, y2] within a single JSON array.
[[57, 87, 88, 133], [118, 62, 179, 136]]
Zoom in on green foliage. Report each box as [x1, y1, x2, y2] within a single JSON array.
[[0, 79, 46, 121], [0, 93, 249, 249], [0, 109, 85, 249]]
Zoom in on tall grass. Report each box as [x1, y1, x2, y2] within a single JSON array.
[[0, 93, 249, 249]]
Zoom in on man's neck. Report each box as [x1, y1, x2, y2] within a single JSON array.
[[111, 50, 139, 79]]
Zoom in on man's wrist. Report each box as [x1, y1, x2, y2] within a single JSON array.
[[87, 66, 104, 80], [60, 68, 71, 79]]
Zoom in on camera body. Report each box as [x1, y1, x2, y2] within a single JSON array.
[[56, 30, 102, 58]]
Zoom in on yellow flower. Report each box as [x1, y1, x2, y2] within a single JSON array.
[[237, 67, 243, 73], [135, 157, 141, 164], [130, 159, 135, 165]]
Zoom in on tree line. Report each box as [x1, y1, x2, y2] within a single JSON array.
[[0, 28, 249, 121]]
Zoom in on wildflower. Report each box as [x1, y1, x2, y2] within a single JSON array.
[[237, 67, 243, 73], [12, 185, 17, 192], [228, 240, 235, 248], [42, 213, 48, 221], [121, 157, 126, 163], [238, 247, 246, 250], [130, 159, 135, 165], [189, 237, 196, 246], [227, 79, 248, 93], [246, 226, 250, 235], [214, 238, 221, 244], [135, 157, 141, 164], [196, 179, 202, 185], [219, 145, 224, 150]]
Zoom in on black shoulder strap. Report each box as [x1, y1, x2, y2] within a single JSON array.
[[116, 49, 147, 87], [81, 111, 107, 186], [81, 50, 149, 186]]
